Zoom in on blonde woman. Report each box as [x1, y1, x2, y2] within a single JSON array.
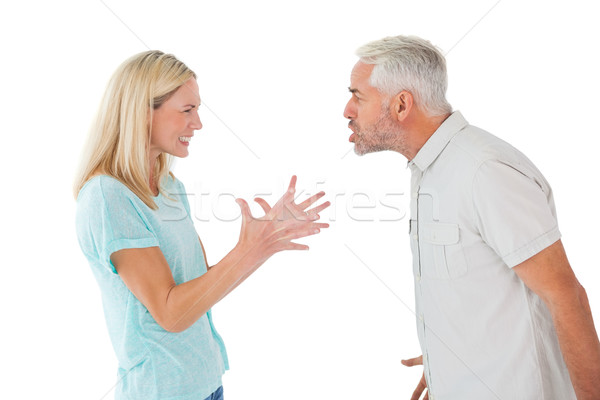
[[74, 51, 329, 400]]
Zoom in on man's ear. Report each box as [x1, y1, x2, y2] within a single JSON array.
[[391, 90, 414, 122]]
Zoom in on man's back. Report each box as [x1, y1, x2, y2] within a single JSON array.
[[408, 111, 575, 399]]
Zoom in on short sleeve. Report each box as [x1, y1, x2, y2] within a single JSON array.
[[76, 177, 159, 273], [472, 160, 561, 268]]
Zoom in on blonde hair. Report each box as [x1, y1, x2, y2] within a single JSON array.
[[73, 50, 196, 209]]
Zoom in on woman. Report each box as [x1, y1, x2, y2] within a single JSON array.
[[74, 50, 329, 400]]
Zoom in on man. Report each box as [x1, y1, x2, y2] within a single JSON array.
[[343, 35, 600, 399]]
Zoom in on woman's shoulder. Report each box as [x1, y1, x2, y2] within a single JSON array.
[[78, 174, 118, 194], [77, 175, 138, 204], [78, 172, 183, 206]]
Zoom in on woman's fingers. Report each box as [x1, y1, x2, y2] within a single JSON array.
[[235, 198, 252, 221], [279, 242, 310, 251], [306, 200, 331, 218], [274, 227, 328, 251], [297, 191, 326, 210], [235, 177, 330, 262], [271, 181, 297, 215], [282, 202, 309, 220], [254, 197, 272, 215], [267, 177, 331, 224], [271, 222, 329, 243], [287, 175, 298, 194]]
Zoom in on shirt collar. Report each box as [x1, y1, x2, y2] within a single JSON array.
[[408, 110, 468, 172]]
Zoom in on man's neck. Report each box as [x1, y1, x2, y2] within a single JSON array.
[[404, 111, 451, 160]]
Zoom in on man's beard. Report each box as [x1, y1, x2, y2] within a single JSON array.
[[352, 109, 403, 156]]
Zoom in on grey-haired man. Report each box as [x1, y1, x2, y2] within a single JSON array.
[[344, 35, 600, 399]]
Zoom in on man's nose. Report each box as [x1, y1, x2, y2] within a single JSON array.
[[343, 99, 355, 120]]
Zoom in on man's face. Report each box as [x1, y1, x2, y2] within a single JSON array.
[[343, 61, 401, 155]]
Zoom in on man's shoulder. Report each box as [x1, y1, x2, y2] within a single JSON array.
[[448, 124, 529, 168], [444, 123, 549, 193]]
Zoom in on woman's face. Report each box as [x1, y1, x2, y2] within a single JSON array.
[[149, 78, 202, 161]]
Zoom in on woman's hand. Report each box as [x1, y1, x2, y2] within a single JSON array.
[[234, 175, 330, 268]]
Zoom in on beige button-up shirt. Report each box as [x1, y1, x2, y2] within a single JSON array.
[[408, 111, 575, 399]]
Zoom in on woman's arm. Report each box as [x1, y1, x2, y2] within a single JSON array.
[[111, 244, 256, 333], [111, 176, 329, 333]]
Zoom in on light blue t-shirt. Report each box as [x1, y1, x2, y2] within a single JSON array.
[[76, 175, 229, 400]]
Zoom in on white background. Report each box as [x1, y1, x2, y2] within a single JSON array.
[[1, 0, 599, 399]]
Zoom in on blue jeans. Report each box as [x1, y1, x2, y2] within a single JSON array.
[[203, 386, 223, 400]]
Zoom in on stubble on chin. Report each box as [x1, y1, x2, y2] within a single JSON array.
[[353, 113, 403, 156]]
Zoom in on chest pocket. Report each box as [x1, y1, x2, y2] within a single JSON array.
[[419, 222, 468, 279]]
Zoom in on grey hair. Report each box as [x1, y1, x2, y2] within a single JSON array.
[[356, 35, 452, 116]]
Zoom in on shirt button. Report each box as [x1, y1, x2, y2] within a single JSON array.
[[419, 313, 424, 321], [412, 193, 418, 199], [416, 274, 421, 281], [413, 234, 418, 240]]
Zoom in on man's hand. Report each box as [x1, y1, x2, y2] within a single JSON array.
[[402, 355, 428, 400]]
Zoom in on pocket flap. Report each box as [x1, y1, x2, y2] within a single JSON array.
[[421, 222, 460, 245]]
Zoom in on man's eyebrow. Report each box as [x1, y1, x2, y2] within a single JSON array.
[[348, 87, 360, 94]]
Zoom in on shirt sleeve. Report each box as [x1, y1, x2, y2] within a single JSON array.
[[77, 178, 160, 273], [472, 159, 561, 268]]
